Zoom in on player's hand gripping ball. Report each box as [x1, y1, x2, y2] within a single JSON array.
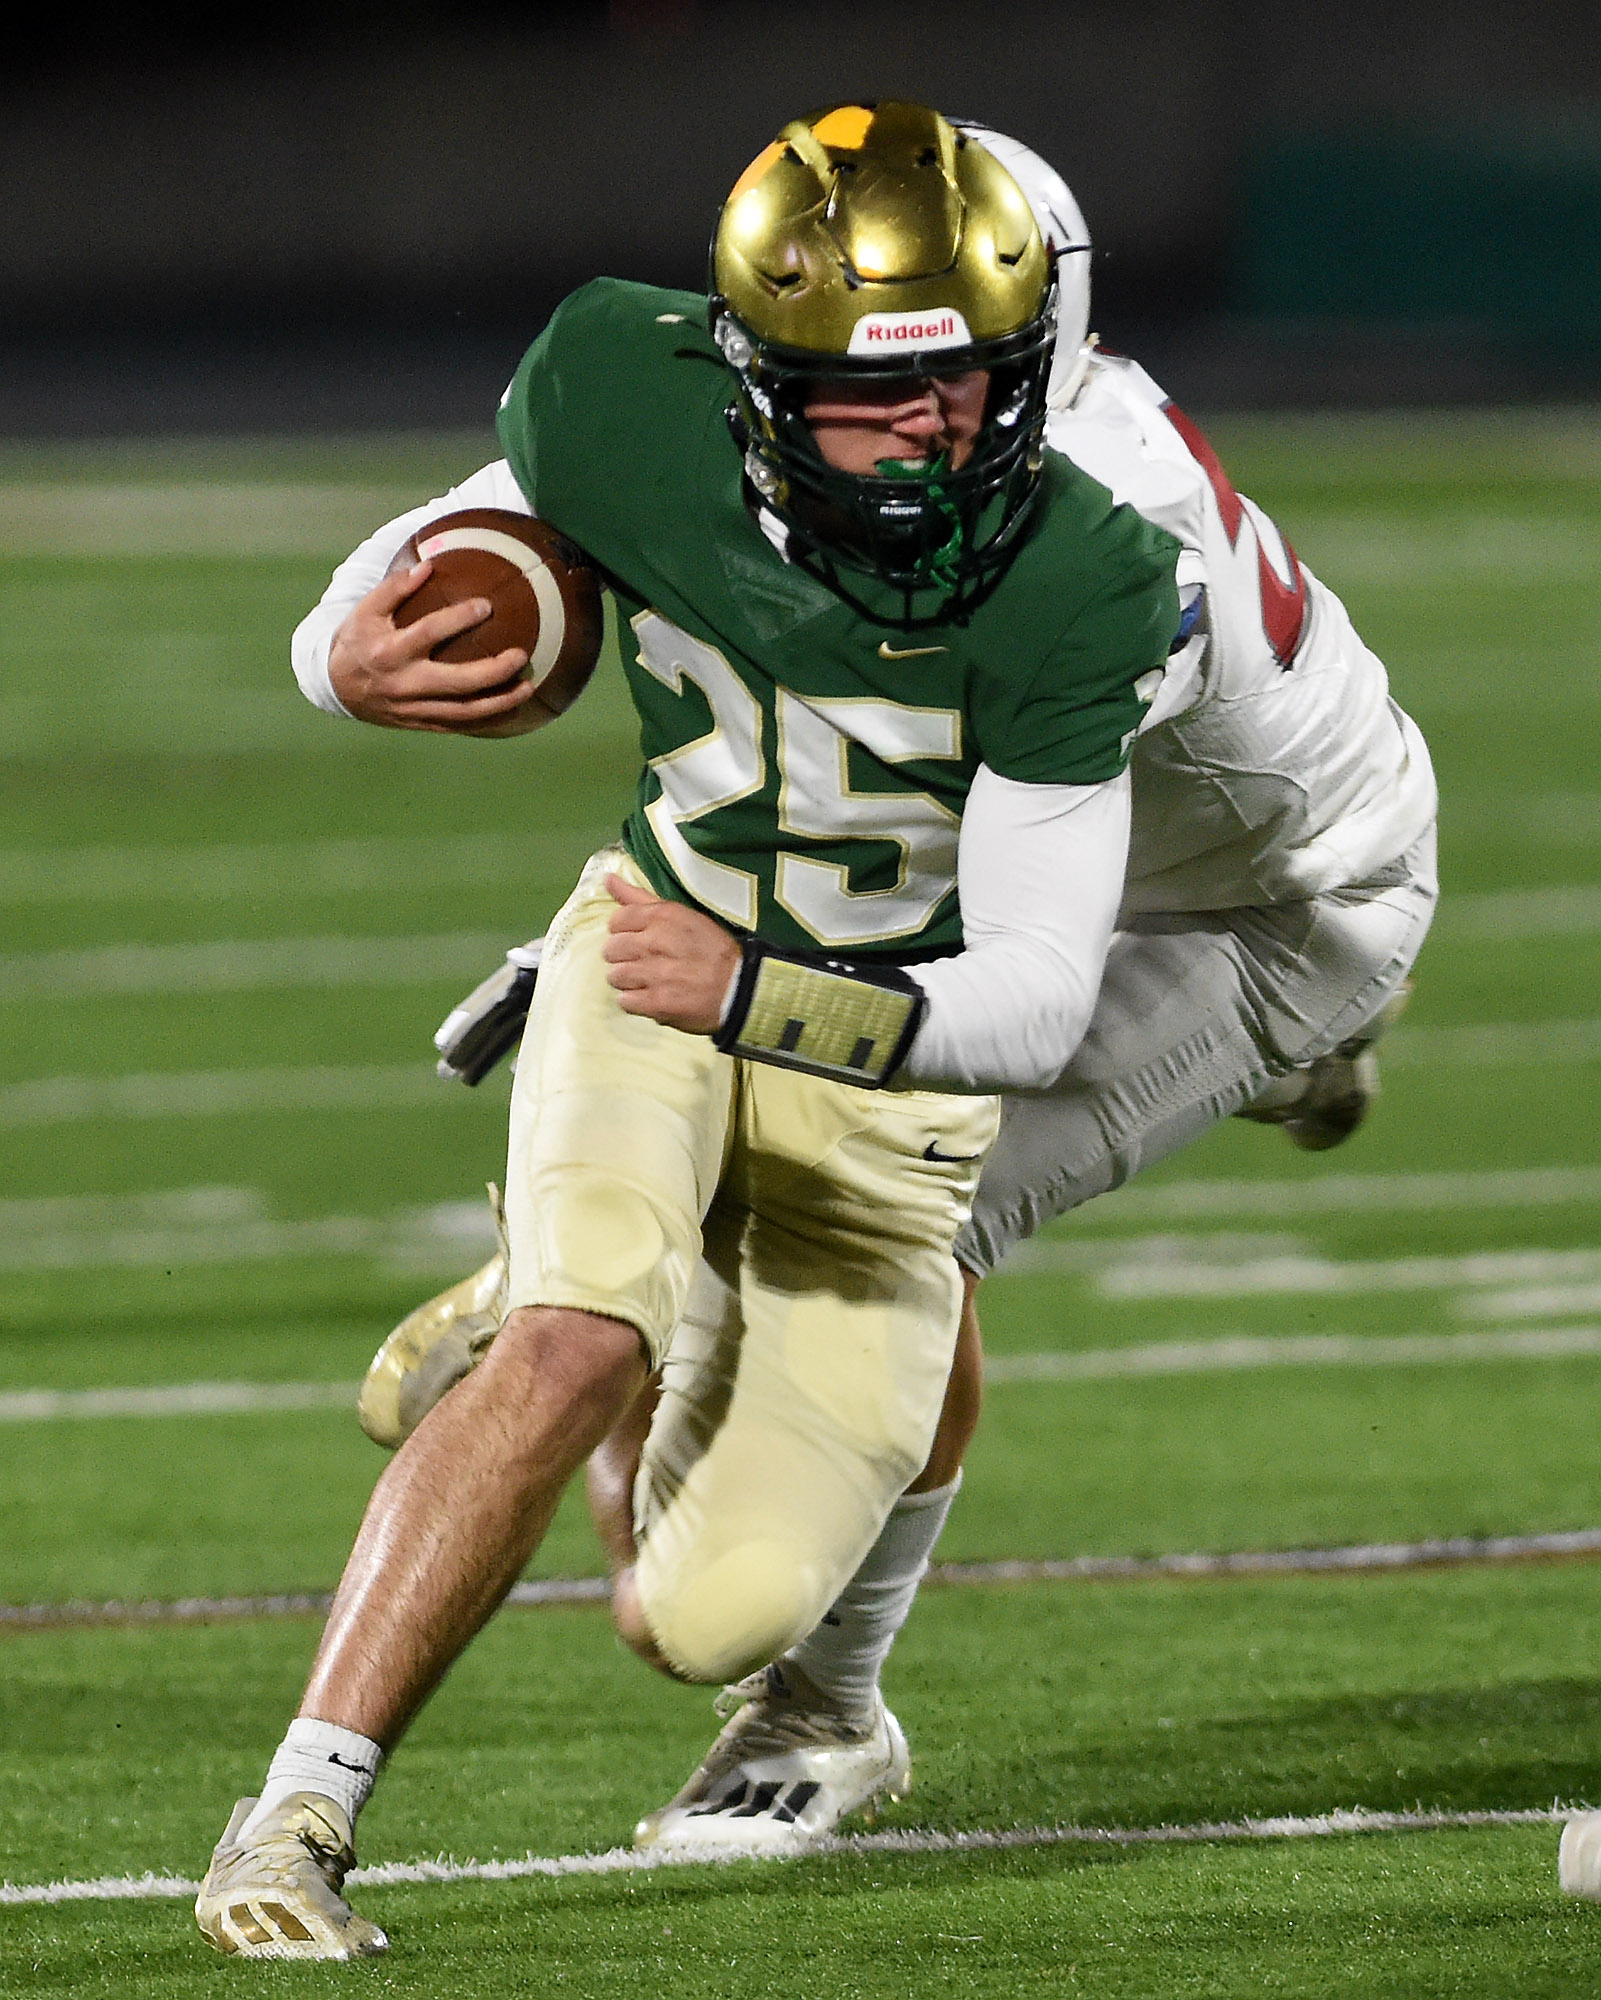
[[392, 509, 604, 736]]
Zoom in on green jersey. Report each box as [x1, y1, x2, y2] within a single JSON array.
[[498, 279, 1179, 959]]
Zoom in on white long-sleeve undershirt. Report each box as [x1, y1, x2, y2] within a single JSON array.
[[293, 467, 1130, 1096], [898, 763, 1129, 1094]]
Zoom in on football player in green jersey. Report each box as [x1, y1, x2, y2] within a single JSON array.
[[197, 103, 1187, 1959], [307, 106, 1438, 1876]]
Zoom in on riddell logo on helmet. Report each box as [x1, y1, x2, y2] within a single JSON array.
[[846, 309, 973, 356]]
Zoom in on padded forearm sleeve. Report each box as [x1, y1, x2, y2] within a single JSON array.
[[712, 939, 927, 1088]]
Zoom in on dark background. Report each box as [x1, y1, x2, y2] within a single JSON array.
[[4, 0, 1600, 431]]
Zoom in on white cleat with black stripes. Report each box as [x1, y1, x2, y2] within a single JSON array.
[[634, 1663, 911, 1856]]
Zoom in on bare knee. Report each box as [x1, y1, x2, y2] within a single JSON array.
[[908, 1266, 983, 1494]]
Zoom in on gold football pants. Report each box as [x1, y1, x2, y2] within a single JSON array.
[[505, 849, 999, 1681]]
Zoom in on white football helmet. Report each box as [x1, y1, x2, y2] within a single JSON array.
[[952, 121, 1094, 408]]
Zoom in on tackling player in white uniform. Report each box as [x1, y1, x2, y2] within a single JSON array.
[[314, 124, 1440, 1865]]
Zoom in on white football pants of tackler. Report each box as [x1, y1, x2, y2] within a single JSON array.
[[959, 829, 1438, 1276]]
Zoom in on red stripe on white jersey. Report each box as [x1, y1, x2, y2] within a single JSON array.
[[1163, 402, 1308, 667]]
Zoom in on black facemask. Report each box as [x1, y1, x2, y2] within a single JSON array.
[[712, 282, 1059, 615]]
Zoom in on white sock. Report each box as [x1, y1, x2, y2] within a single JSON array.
[[783, 1475, 960, 1725], [237, 1718, 384, 1842]]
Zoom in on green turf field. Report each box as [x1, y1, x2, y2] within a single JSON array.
[[3, 412, 1601, 1994]]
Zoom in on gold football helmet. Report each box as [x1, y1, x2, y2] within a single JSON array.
[[710, 102, 1058, 606]]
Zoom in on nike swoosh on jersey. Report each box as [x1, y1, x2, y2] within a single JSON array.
[[923, 1140, 982, 1164], [878, 641, 949, 660]]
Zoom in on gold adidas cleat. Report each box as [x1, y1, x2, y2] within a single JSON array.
[[195, 1792, 388, 1960], [1237, 981, 1412, 1153], [357, 1183, 508, 1449]]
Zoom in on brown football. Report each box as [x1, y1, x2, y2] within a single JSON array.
[[392, 508, 605, 737]]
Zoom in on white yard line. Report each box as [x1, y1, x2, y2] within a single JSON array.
[[0, 1190, 494, 1272], [1047, 1165, 1601, 1227], [0, 483, 428, 558], [0, 1218, 399, 1274], [0, 1381, 355, 1421], [0, 1214, 492, 1274], [0, 1804, 1576, 1906], [0, 1220, 371, 1273], [10, 1323, 1601, 1425], [0, 1186, 262, 1231], [0, 1065, 469, 1127], [1307, 514, 1601, 583], [0, 934, 510, 1001], [0, 834, 544, 905], [997, 1231, 1309, 1277], [982, 1326, 1601, 1379], [1463, 1283, 1601, 1322], [1096, 1246, 1601, 1301]]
